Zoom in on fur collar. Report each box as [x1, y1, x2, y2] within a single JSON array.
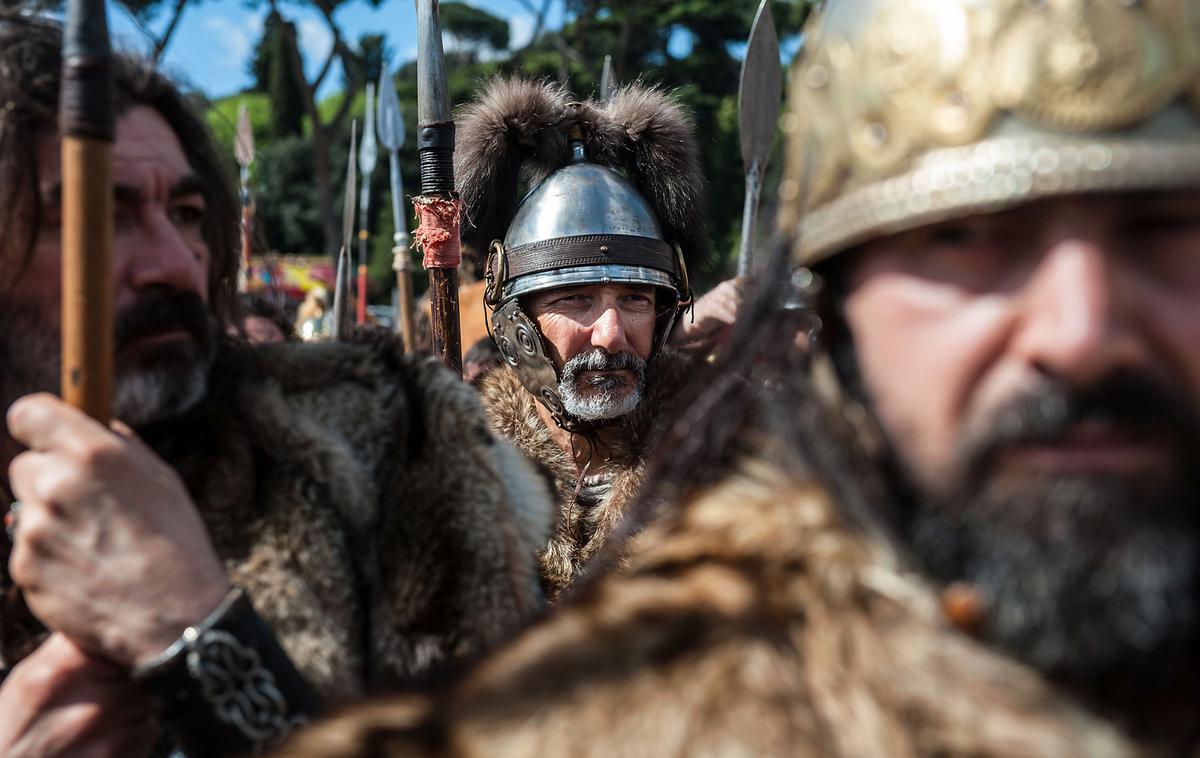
[[277, 465, 1181, 757], [478, 348, 694, 601]]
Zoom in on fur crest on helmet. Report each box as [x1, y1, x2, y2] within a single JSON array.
[[454, 76, 709, 271]]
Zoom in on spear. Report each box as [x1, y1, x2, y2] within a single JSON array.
[[415, 0, 462, 376], [60, 0, 115, 420], [736, 0, 783, 278], [600, 54, 617, 103], [332, 121, 357, 341], [357, 83, 378, 326], [235, 102, 255, 293], [377, 70, 416, 351]]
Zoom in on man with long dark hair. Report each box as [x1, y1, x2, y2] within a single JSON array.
[[0, 13, 549, 756], [280, 1, 1200, 754]]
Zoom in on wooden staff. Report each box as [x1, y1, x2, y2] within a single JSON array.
[[61, 0, 115, 421], [415, 0, 462, 377], [376, 72, 417, 352]]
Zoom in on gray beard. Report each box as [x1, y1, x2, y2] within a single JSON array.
[[0, 301, 213, 431], [558, 349, 647, 422]]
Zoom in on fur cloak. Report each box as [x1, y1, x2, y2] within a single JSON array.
[[275, 467, 1198, 757], [476, 348, 693, 603], [1, 335, 553, 703]]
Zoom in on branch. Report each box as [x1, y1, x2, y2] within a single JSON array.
[[150, 0, 188, 63], [282, 18, 320, 119], [324, 38, 361, 130], [513, 0, 552, 55], [311, 5, 343, 93]]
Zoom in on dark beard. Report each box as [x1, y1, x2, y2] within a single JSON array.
[[896, 373, 1200, 687], [0, 288, 217, 430]]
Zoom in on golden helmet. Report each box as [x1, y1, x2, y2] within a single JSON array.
[[780, 0, 1200, 266]]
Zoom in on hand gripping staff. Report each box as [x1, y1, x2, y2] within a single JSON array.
[[61, 0, 116, 420], [0, 0, 115, 677], [737, 0, 783, 278], [414, 0, 463, 377]]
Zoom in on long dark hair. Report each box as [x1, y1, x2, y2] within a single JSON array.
[[0, 11, 240, 325]]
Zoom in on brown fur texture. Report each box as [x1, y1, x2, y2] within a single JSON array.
[[454, 77, 709, 271], [1, 335, 553, 702], [476, 349, 694, 603], [274, 459, 1200, 757]]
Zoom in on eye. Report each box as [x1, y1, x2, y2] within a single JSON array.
[[169, 203, 206, 226], [552, 293, 589, 305]]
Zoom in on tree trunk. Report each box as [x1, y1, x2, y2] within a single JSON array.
[[311, 126, 339, 257]]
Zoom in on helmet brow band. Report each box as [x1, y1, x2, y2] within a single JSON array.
[[505, 234, 677, 279]]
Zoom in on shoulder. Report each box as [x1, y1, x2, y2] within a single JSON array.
[[213, 334, 484, 442]]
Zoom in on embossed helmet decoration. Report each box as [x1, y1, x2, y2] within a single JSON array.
[[779, 0, 1200, 268], [456, 78, 707, 429]]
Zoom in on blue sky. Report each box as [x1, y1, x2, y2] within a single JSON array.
[[109, 0, 562, 98]]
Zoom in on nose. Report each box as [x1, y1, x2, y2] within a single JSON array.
[[1011, 237, 1147, 387], [589, 304, 632, 355], [119, 211, 206, 299]]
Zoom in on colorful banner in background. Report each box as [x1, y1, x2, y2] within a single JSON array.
[[246, 255, 336, 300]]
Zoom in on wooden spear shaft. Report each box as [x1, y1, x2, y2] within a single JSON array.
[[61, 0, 115, 422], [416, 0, 462, 377]]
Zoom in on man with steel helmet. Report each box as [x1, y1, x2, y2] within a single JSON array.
[[280, 1, 1200, 754], [456, 78, 708, 601]]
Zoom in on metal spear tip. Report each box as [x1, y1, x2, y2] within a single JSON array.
[[342, 120, 359, 255], [235, 102, 255, 168], [415, 0, 451, 124], [376, 70, 406, 153], [739, 0, 783, 175], [600, 55, 617, 103], [359, 83, 379, 177]]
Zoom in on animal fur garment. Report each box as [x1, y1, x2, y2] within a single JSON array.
[[0, 334, 554, 702], [273, 470, 1198, 757], [454, 77, 709, 271], [477, 349, 695, 603]]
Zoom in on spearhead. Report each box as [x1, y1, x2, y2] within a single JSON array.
[[235, 102, 255, 171], [376, 70, 406, 153], [600, 54, 617, 103], [332, 121, 358, 340], [736, 0, 783, 277], [739, 0, 782, 176], [359, 83, 378, 179]]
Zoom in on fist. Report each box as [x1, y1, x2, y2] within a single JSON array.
[[0, 633, 157, 757], [670, 277, 745, 350], [7, 393, 231, 667]]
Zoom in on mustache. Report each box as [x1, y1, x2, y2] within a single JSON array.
[[114, 289, 213, 351], [960, 372, 1200, 477], [561, 349, 646, 381]]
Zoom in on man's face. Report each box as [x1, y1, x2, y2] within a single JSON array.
[[842, 191, 1200, 679], [2, 106, 216, 429], [525, 283, 657, 422]]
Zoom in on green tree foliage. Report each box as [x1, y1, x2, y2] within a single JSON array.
[[251, 11, 305, 139], [440, 2, 509, 61], [206, 0, 814, 301]]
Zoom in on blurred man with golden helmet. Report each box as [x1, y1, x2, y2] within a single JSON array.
[[280, 1, 1200, 754]]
